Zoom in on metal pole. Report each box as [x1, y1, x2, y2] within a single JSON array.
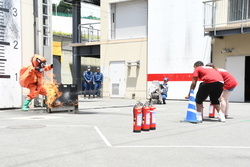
[[78, 24, 81, 43], [212, 1, 216, 36], [241, 0, 245, 33], [72, 0, 81, 92], [33, 0, 39, 54]]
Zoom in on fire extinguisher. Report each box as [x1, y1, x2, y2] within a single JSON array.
[[149, 103, 156, 130], [209, 103, 215, 118], [141, 101, 151, 131], [133, 101, 143, 133]]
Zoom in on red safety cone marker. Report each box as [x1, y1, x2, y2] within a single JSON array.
[[181, 89, 199, 124], [209, 103, 215, 118]]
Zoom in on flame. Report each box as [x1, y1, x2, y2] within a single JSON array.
[[43, 72, 62, 109]]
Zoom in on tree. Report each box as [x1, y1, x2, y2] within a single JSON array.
[[53, 1, 72, 14]]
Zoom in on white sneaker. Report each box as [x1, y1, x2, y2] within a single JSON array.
[[218, 112, 226, 123], [197, 115, 203, 123]]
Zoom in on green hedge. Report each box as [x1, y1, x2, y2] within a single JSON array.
[[53, 31, 100, 40], [52, 12, 100, 20]]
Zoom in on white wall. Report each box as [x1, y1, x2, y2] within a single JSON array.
[[0, 0, 22, 108], [21, 0, 35, 66], [226, 56, 245, 102], [148, 0, 211, 99], [52, 16, 100, 34], [114, 0, 147, 39]]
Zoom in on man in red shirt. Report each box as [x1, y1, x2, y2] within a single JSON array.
[[186, 61, 225, 123]]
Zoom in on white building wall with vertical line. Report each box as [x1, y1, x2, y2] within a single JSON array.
[[148, 0, 211, 99]]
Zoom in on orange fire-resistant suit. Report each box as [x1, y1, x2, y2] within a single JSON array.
[[20, 54, 53, 101]]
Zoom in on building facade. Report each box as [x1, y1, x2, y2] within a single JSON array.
[[5, 0, 245, 108], [0, 0, 101, 108], [204, 0, 250, 102], [101, 0, 147, 99], [101, 0, 211, 100], [0, 0, 53, 108]]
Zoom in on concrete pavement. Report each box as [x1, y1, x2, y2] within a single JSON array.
[[78, 96, 136, 110], [0, 98, 250, 167]]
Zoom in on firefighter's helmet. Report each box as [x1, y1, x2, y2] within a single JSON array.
[[31, 54, 47, 68]]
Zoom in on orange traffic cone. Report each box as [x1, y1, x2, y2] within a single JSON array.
[[181, 89, 199, 123], [209, 103, 215, 118]]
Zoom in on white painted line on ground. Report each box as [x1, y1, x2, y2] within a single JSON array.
[[0, 126, 7, 128], [42, 125, 113, 147], [94, 126, 112, 147], [115, 145, 250, 149]]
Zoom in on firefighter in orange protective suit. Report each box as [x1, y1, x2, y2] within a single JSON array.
[[19, 54, 53, 111]]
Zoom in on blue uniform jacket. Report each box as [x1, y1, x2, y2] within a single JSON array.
[[83, 71, 93, 82], [93, 72, 103, 83], [160, 83, 168, 95]]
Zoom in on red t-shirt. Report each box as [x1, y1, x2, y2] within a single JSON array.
[[217, 68, 238, 90], [193, 66, 223, 83]]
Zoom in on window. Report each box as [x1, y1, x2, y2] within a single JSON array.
[[110, 0, 148, 40], [42, 0, 51, 46], [229, 0, 250, 21]]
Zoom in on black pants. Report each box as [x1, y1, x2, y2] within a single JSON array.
[[195, 82, 223, 105]]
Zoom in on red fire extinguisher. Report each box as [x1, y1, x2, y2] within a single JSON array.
[[209, 103, 215, 118], [149, 104, 156, 130], [142, 101, 151, 131], [133, 101, 143, 133]]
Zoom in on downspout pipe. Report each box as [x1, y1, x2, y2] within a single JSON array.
[[72, 0, 81, 92], [33, 0, 39, 54]]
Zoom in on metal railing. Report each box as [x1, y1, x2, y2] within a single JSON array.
[[78, 23, 100, 43], [203, 0, 250, 35], [52, 12, 100, 20]]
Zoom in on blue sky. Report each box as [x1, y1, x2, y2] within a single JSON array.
[[52, 0, 100, 18]]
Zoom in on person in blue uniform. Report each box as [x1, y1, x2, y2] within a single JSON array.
[[83, 66, 93, 98], [93, 67, 103, 98], [160, 77, 169, 104]]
